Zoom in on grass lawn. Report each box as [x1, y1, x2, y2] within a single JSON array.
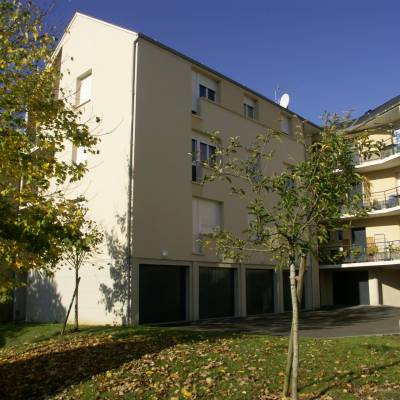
[[1, 323, 400, 399]]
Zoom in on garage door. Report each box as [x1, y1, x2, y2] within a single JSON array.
[[332, 270, 369, 306], [199, 267, 235, 319], [139, 265, 187, 324], [246, 269, 274, 315]]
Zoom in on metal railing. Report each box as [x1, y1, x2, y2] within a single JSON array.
[[319, 240, 400, 264], [361, 185, 400, 211], [353, 135, 400, 165]]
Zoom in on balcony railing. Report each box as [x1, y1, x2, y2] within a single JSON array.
[[319, 240, 400, 265], [353, 136, 400, 165], [360, 185, 400, 211]]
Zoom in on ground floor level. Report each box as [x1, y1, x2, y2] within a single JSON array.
[[17, 258, 320, 325], [320, 266, 400, 308], [132, 260, 318, 325]]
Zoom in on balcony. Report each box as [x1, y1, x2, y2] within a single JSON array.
[[319, 240, 400, 267], [353, 137, 400, 173], [362, 185, 400, 217], [343, 185, 400, 219]]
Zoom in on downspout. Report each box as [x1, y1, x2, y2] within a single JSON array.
[[127, 37, 138, 325]]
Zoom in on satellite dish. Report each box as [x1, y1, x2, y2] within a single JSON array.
[[279, 93, 290, 108]]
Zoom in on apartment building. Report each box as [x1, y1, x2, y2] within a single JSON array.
[[320, 95, 400, 308], [22, 13, 320, 325]]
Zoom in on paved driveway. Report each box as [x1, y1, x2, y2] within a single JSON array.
[[180, 306, 400, 337]]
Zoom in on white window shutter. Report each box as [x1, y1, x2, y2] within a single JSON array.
[[244, 97, 256, 108], [198, 198, 221, 234], [198, 74, 217, 92]]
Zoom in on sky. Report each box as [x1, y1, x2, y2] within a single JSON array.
[[38, 0, 400, 125]]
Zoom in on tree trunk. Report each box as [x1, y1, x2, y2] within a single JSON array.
[[289, 262, 299, 400], [74, 268, 79, 331], [283, 255, 307, 397], [61, 276, 81, 335]]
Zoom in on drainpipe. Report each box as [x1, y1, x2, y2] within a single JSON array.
[[126, 38, 138, 325]]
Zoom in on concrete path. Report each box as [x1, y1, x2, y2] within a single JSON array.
[[178, 306, 400, 337]]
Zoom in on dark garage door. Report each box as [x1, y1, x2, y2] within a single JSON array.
[[246, 269, 274, 315], [199, 267, 235, 319], [283, 270, 306, 311], [332, 270, 368, 306], [139, 265, 187, 324]]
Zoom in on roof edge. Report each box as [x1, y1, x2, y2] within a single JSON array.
[[138, 32, 320, 130]]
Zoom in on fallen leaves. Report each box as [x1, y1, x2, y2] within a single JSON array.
[[1, 329, 400, 399]]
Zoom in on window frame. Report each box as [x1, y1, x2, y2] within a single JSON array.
[[243, 96, 257, 120], [191, 138, 217, 182], [76, 70, 92, 106], [192, 197, 223, 253], [281, 114, 293, 135]]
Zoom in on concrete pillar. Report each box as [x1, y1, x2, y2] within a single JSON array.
[[238, 264, 247, 317], [191, 263, 199, 321], [274, 269, 284, 313], [131, 260, 140, 325], [369, 276, 380, 306]]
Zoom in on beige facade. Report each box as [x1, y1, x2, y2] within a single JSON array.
[[320, 96, 400, 308], [24, 13, 320, 325]]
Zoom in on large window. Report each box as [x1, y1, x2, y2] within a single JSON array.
[[192, 138, 216, 182], [192, 72, 218, 114], [192, 198, 222, 253], [244, 97, 256, 119], [76, 71, 92, 106]]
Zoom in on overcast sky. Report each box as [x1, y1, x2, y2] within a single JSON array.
[[38, 0, 400, 125]]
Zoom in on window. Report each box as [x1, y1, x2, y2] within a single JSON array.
[[72, 145, 88, 164], [199, 84, 216, 101], [329, 230, 344, 241], [76, 72, 92, 106], [281, 115, 292, 135], [192, 198, 222, 252], [192, 72, 218, 114], [244, 97, 256, 119], [192, 139, 217, 182]]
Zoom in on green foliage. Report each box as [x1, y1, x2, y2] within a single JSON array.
[[62, 203, 103, 270], [0, 1, 100, 296], [203, 114, 370, 267]]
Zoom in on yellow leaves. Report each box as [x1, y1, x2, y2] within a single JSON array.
[[181, 387, 193, 398]]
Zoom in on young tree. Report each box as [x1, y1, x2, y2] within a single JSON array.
[[0, 0, 99, 298], [61, 202, 103, 333], [203, 114, 371, 399]]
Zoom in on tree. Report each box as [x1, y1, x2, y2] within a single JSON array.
[[61, 202, 103, 333], [202, 114, 373, 399], [0, 0, 99, 298]]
